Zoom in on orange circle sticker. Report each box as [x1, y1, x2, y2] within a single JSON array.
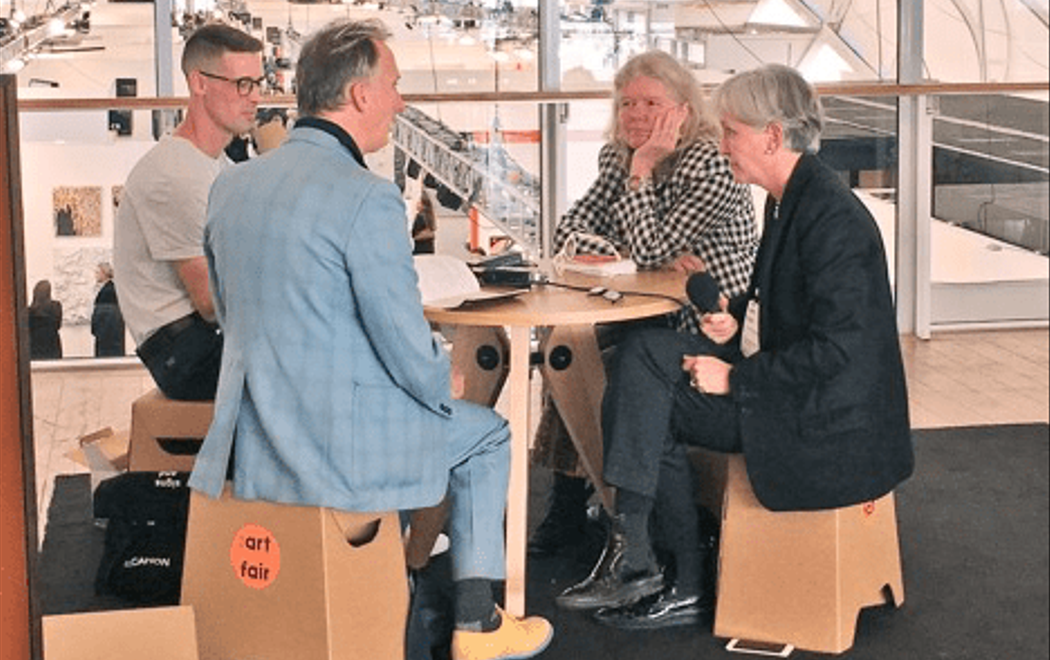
[[230, 523, 281, 590]]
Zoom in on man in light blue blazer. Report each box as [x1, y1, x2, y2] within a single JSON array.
[[189, 19, 552, 660]]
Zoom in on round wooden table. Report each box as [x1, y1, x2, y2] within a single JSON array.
[[425, 268, 688, 615]]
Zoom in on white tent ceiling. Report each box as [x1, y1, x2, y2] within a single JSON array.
[[669, 0, 1048, 81]]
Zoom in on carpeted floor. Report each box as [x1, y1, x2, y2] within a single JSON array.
[[524, 423, 1050, 659], [38, 423, 1049, 658], [36, 474, 135, 616]]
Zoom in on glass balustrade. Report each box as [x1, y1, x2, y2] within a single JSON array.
[[13, 84, 1047, 359], [5, 0, 1047, 359]]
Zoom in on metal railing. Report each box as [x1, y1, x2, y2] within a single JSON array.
[[391, 106, 542, 251], [1, 4, 84, 73], [15, 81, 1050, 259]]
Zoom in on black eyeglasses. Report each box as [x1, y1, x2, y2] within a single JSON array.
[[198, 71, 265, 97]]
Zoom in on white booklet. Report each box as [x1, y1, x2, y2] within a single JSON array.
[[414, 254, 524, 308]]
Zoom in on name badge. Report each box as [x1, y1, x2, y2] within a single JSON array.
[[741, 298, 761, 358]]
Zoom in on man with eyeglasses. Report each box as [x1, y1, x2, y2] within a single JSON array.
[[114, 23, 264, 400]]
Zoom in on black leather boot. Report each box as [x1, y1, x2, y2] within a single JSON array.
[[593, 584, 713, 630], [554, 515, 663, 611]]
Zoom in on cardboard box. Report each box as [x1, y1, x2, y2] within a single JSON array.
[[128, 389, 214, 472], [42, 605, 199, 660], [67, 427, 130, 471], [66, 426, 130, 492], [181, 487, 409, 660], [712, 455, 904, 654]]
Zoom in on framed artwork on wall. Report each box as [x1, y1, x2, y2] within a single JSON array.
[[53, 186, 102, 238]]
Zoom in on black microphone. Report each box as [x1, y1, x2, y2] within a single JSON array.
[[686, 271, 722, 314]]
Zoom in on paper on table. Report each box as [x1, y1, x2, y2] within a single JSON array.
[[414, 254, 523, 308]]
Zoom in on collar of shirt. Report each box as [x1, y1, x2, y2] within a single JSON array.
[[293, 116, 367, 169]]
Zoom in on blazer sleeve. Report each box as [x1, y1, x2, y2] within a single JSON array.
[[553, 144, 626, 254], [344, 181, 454, 416]]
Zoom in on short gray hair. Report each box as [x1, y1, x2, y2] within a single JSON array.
[[608, 50, 720, 149], [296, 19, 392, 116], [712, 64, 824, 153]]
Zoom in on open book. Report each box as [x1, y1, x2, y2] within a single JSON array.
[[414, 255, 524, 308]]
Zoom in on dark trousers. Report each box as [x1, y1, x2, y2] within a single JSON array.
[[602, 327, 743, 576], [137, 313, 223, 401], [601, 327, 743, 590], [602, 327, 742, 499]]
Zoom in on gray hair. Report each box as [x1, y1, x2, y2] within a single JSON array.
[[712, 64, 824, 153], [607, 50, 721, 149], [296, 19, 392, 116]]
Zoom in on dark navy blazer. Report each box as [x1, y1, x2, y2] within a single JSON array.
[[728, 153, 914, 511]]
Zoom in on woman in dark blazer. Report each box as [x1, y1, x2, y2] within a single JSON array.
[[557, 64, 914, 630]]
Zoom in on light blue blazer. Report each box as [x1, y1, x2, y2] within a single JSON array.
[[189, 126, 456, 513]]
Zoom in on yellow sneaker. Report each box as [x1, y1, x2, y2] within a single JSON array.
[[450, 607, 554, 660]]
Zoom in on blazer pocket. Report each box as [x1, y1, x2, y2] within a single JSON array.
[[346, 383, 443, 491], [799, 405, 871, 439]]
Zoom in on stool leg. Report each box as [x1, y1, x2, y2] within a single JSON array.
[[405, 497, 450, 570], [449, 326, 509, 407], [538, 326, 613, 512], [839, 493, 906, 631]]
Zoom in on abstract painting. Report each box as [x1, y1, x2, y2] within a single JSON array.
[[53, 186, 102, 238]]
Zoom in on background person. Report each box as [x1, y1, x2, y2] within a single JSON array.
[[560, 63, 914, 631], [411, 191, 438, 255], [530, 50, 758, 565], [113, 23, 264, 400], [251, 107, 290, 153], [188, 19, 552, 660], [224, 107, 290, 162], [91, 262, 125, 357], [28, 279, 62, 360]]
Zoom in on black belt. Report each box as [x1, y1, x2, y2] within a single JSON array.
[[137, 313, 202, 364]]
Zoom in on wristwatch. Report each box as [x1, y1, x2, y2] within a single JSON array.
[[627, 174, 650, 192]]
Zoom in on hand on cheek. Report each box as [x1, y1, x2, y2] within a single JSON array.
[[632, 104, 689, 178]]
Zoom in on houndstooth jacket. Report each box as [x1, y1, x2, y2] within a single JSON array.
[[554, 140, 758, 333]]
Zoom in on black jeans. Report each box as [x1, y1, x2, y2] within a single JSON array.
[[601, 327, 742, 591], [602, 327, 742, 500], [137, 313, 223, 401]]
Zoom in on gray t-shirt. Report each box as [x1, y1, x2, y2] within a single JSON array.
[[114, 136, 225, 346]]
